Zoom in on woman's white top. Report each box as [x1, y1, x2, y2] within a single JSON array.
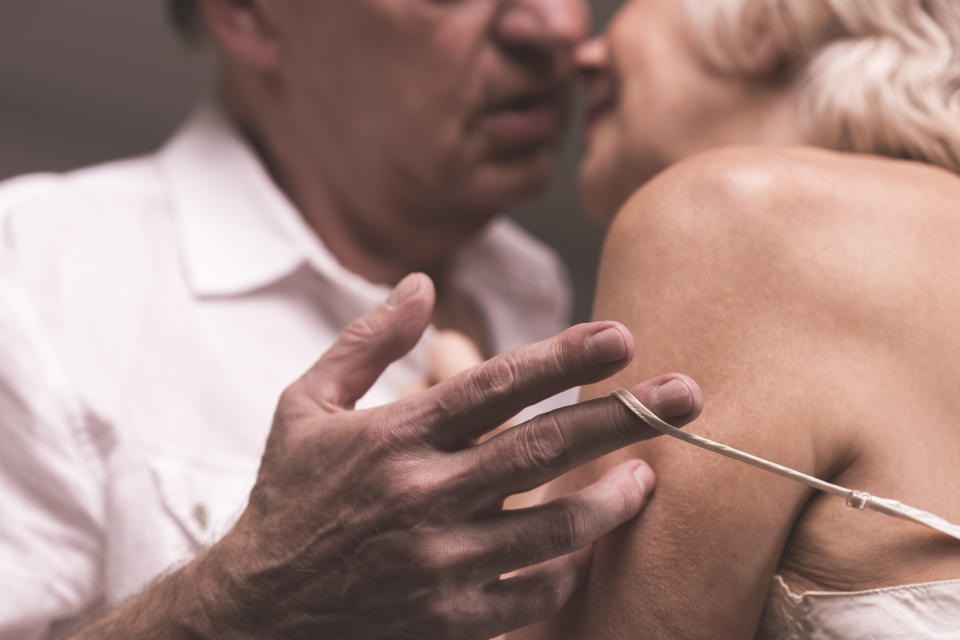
[[757, 575, 960, 639]]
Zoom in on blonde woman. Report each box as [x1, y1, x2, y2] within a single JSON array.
[[509, 0, 960, 638]]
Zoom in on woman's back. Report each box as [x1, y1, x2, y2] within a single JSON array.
[[509, 146, 960, 639]]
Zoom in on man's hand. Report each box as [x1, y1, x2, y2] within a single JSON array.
[[76, 273, 701, 639]]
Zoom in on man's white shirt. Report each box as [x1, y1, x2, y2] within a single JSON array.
[[0, 104, 574, 638]]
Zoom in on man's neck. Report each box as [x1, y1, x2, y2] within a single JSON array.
[[269, 148, 496, 352], [268, 142, 487, 286], [225, 100, 488, 288]]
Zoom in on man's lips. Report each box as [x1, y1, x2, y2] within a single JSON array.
[[476, 90, 566, 146]]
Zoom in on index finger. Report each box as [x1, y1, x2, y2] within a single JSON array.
[[455, 374, 702, 503], [408, 322, 635, 449]]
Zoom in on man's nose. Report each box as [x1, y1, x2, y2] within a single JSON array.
[[495, 0, 591, 53]]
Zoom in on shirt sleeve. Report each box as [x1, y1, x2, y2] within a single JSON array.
[[0, 284, 105, 638]]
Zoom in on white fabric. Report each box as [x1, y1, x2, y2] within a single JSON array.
[[0, 103, 575, 638], [758, 575, 960, 639]]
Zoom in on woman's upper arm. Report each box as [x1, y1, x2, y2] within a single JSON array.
[[515, 150, 864, 639]]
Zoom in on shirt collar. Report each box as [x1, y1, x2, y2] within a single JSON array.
[[157, 102, 570, 331], [159, 102, 333, 298]]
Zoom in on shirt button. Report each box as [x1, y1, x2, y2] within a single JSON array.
[[193, 503, 209, 530]]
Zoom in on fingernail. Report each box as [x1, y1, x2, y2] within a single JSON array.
[[652, 378, 693, 418], [386, 274, 420, 309], [633, 464, 655, 496], [588, 326, 627, 363]]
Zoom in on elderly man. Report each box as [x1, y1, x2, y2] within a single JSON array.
[[0, 1, 702, 638]]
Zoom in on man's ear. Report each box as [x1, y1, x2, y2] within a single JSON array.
[[196, 0, 280, 70]]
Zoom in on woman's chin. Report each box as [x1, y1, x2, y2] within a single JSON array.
[[579, 143, 678, 226], [577, 162, 636, 226]]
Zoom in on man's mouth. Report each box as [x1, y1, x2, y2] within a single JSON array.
[[477, 90, 566, 147]]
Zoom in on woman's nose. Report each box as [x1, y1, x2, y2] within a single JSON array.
[[575, 36, 611, 81], [496, 0, 591, 53]]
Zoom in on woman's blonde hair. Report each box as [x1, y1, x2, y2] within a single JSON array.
[[680, 0, 960, 172]]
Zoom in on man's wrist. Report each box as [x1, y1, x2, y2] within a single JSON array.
[[70, 535, 257, 639], [183, 532, 267, 640]]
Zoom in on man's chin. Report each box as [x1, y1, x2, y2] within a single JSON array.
[[477, 144, 556, 200]]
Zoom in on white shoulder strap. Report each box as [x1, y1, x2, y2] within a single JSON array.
[[613, 389, 960, 543]]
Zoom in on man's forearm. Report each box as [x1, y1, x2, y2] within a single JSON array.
[[72, 543, 247, 639]]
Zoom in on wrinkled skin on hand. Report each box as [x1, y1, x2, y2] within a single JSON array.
[[200, 273, 702, 639]]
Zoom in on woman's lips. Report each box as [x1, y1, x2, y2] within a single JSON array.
[[584, 92, 617, 131]]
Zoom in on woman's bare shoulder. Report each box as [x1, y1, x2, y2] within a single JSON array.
[[616, 145, 960, 235], [605, 146, 960, 327], [515, 148, 960, 640], [598, 148, 960, 452]]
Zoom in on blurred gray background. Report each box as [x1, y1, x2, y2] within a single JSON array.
[[0, 0, 623, 323]]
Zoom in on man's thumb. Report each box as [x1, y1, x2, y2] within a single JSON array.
[[300, 273, 435, 409]]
